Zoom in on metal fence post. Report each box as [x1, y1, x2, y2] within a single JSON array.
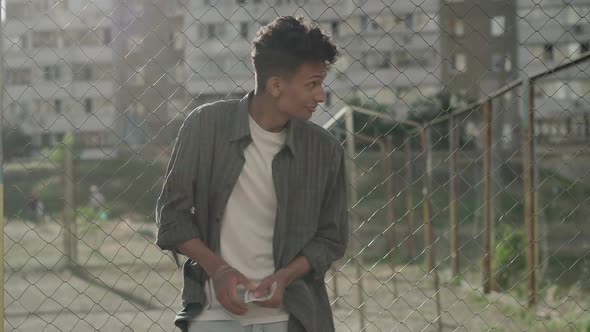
[[421, 127, 434, 271], [449, 116, 460, 277], [404, 137, 416, 262], [421, 126, 443, 332], [385, 136, 399, 298], [345, 108, 366, 329], [523, 80, 538, 307], [63, 134, 78, 267], [483, 99, 494, 294], [385, 136, 397, 263], [0, 3, 5, 326]]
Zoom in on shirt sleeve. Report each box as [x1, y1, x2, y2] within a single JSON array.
[[155, 109, 203, 257], [300, 144, 349, 281]]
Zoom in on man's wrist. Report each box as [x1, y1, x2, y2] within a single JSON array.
[[212, 264, 233, 281], [279, 256, 311, 286]]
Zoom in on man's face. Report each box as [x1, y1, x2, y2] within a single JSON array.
[[275, 61, 327, 121]]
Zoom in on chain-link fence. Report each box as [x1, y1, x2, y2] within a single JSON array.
[[2, 0, 590, 331]]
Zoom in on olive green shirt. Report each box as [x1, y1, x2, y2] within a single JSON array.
[[155, 91, 348, 332]]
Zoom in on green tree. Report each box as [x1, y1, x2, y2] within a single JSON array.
[[408, 90, 474, 124], [343, 96, 412, 139]]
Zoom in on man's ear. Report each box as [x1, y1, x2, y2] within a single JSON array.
[[267, 76, 282, 98]]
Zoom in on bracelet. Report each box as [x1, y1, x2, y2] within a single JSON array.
[[211, 264, 233, 281]]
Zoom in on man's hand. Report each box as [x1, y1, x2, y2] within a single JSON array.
[[253, 256, 311, 308], [211, 265, 256, 315], [252, 269, 291, 309]]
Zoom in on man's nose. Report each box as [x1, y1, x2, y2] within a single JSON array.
[[315, 86, 326, 103]]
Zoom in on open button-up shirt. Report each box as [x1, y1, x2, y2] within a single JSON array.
[[155, 91, 348, 332]]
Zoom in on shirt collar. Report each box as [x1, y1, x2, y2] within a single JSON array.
[[231, 91, 298, 156]]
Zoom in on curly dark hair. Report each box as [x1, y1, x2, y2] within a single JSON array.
[[251, 16, 339, 92]]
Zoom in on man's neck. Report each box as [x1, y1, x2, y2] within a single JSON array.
[[249, 93, 289, 133]]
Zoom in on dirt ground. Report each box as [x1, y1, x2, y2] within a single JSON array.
[[4, 219, 589, 331]]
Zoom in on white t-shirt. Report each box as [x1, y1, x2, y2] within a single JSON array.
[[194, 114, 289, 326]]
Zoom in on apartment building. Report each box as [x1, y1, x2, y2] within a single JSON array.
[[440, 0, 520, 150], [2, 0, 186, 155], [2, 0, 119, 155], [517, 0, 590, 144], [180, 0, 442, 124]]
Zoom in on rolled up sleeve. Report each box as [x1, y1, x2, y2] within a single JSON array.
[[155, 109, 202, 253], [300, 144, 349, 281]]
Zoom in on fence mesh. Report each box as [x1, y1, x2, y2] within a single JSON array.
[[2, 0, 590, 331]]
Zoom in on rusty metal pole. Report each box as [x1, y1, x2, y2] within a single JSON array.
[[385, 137, 397, 263], [421, 127, 443, 332], [345, 108, 366, 329], [384, 136, 399, 298], [0, 6, 5, 325], [449, 116, 460, 277], [404, 138, 416, 262], [421, 128, 434, 271], [523, 81, 538, 307], [483, 99, 494, 294], [63, 134, 78, 268]]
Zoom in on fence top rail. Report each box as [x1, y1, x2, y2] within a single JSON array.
[[415, 50, 590, 130]]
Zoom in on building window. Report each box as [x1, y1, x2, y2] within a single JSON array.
[[43, 65, 61, 81], [21, 34, 29, 49], [53, 65, 61, 80], [33, 31, 58, 48], [360, 15, 369, 30], [7, 68, 32, 85], [405, 14, 414, 31], [379, 51, 392, 69], [73, 64, 94, 81], [450, 53, 467, 72], [395, 50, 411, 67], [449, 18, 464, 36], [492, 54, 512, 72], [85, 98, 93, 114], [207, 24, 217, 39], [240, 22, 249, 39], [543, 44, 554, 61], [491, 16, 505, 37], [103, 28, 112, 45], [43, 66, 51, 80], [331, 21, 340, 37], [54, 99, 62, 113], [84, 65, 94, 80]]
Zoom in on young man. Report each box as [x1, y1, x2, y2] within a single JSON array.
[[155, 16, 348, 332]]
